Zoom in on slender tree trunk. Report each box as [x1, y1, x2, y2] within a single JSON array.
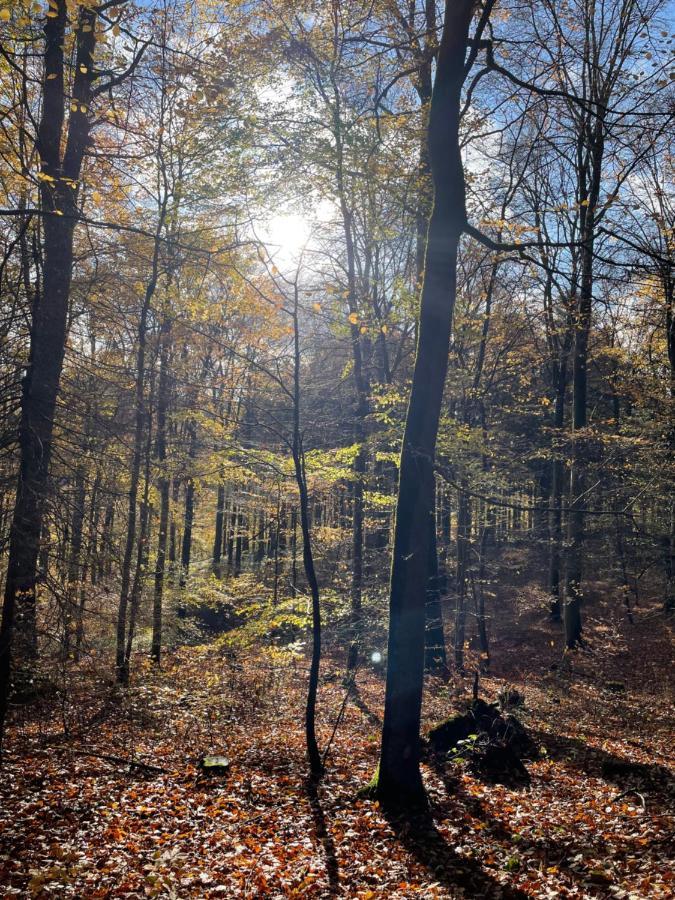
[[75, 470, 100, 659], [474, 514, 493, 669], [548, 325, 572, 619], [168, 479, 179, 581], [151, 313, 171, 664], [64, 468, 86, 659], [665, 274, 674, 613], [375, 0, 477, 807], [272, 486, 281, 605], [234, 507, 244, 576], [99, 501, 114, 583], [125, 390, 154, 670], [290, 281, 322, 777], [424, 510, 447, 673], [213, 484, 225, 575], [291, 506, 298, 594], [564, 107, 604, 648], [454, 486, 471, 671], [116, 218, 166, 684], [179, 423, 197, 587]]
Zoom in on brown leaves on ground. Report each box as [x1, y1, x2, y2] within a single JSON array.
[[0, 598, 673, 898]]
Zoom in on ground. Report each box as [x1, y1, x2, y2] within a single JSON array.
[[0, 572, 673, 898]]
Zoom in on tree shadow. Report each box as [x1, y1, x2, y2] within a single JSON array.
[[426, 755, 513, 842], [383, 805, 528, 899], [530, 729, 675, 802], [305, 777, 340, 896], [349, 682, 382, 729], [420, 745, 673, 891]]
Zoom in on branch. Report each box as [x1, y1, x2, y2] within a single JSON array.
[[0, 206, 240, 258], [67, 749, 171, 774], [463, 222, 576, 253], [92, 39, 150, 97]]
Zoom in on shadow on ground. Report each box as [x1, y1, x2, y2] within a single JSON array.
[[383, 806, 528, 899]]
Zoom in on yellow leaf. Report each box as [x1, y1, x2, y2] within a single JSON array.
[[348, 312, 358, 325], [380, 324, 388, 334], [92, 191, 102, 203], [47, 73, 58, 80], [0, 9, 11, 21], [70, 102, 78, 112], [312, 302, 321, 312]]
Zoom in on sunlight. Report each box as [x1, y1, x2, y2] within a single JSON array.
[[264, 213, 312, 268]]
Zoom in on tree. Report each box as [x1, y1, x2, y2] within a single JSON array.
[[374, 0, 486, 808], [0, 0, 140, 741]]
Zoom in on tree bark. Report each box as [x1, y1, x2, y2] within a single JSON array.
[[151, 312, 172, 663], [290, 280, 323, 777], [424, 510, 447, 673], [375, 0, 477, 807], [0, 1, 98, 741]]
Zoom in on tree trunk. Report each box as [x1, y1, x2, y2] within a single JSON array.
[[213, 484, 226, 575], [454, 487, 471, 671], [124, 388, 155, 671], [290, 281, 322, 778], [179, 422, 197, 587], [75, 470, 100, 660], [0, 1, 98, 741], [116, 213, 166, 683], [64, 467, 86, 659], [375, 0, 476, 807], [424, 510, 447, 673], [548, 327, 572, 619], [151, 312, 172, 664]]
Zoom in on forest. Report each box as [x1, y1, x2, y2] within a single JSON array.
[[0, 0, 673, 897]]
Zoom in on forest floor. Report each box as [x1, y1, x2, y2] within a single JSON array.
[[1, 563, 674, 898]]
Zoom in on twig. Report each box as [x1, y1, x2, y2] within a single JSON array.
[[321, 666, 360, 768], [67, 748, 170, 774]]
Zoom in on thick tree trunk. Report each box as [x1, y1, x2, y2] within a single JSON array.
[[0, 1, 97, 741], [375, 0, 476, 807]]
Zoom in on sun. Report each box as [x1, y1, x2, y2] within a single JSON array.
[[264, 213, 312, 268]]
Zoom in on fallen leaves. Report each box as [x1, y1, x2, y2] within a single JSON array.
[[0, 600, 673, 898]]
